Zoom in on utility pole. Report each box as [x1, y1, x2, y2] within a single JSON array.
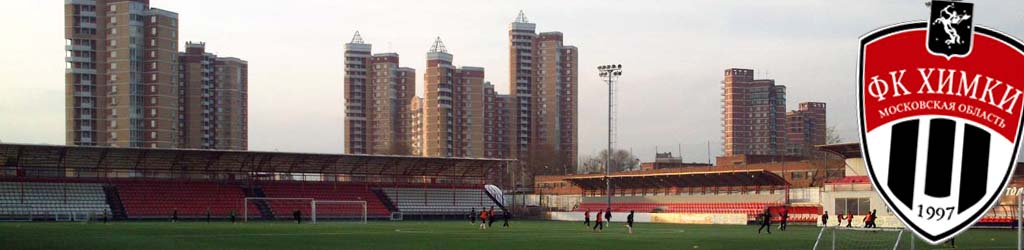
[[598, 64, 622, 212]]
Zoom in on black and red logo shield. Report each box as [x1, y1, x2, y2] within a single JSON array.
[[859, 19, 1024, 244]]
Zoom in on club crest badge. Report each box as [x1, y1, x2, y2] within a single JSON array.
[[858, 0, 1024, 244]]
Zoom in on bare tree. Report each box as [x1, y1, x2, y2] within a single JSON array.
[[807, 125, 846, 186], [577, 149, 639, 173], [826, 125, 842, 144]]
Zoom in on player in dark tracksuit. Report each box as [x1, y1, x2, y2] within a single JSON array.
[[604, 209, 612, 227], [625, 210, 635, 234], [502, 212, 511, 228], [779, 208, 789, 231], [294, 210, 302, 224], [487, 207, 496, 228], [757, 208, 772, 234], [584, 210, 591, 227], [822, 211, 829, 227], [470, 208, 476, 224]]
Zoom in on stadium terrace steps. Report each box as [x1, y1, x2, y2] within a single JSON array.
[[102, 185, 127, 219], [381, 188, 491, 215], [112, 180, 250, 218], [242, 186, 275, 220], [371, 188, 399, 212], [0, 182, 111, 218], [258, 182, 390, 218]]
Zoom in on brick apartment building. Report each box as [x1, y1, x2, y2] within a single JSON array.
[[178, 42, 248, 150], [343, 32, 416, 155], [65, 0, 247, 149], [509, 11, 579, 173], [786, 102, 827, 157], [721, 68, 788, 156]]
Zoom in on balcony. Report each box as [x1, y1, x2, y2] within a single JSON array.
[[65, 56, 91, 63], [66, 68, 97, 74], [65, 44, 94, 51], [79, 10, 96, 17], [73, 91, 93, 97], [79, 22, 96, 29]]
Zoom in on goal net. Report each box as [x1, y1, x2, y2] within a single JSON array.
[[813, 227, 909, 250], [312, 200, 366, 224], [242, 198, 366, 224]]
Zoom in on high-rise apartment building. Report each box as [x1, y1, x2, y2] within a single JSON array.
[[178, 42, 248, 150], [721, 68, 787, 156], [508, 11, 578, 173], [65, 0, 180, 148], [786, 102, 827, 157], [343, 32, 417, 155], [484, 82, 513, 159], [421, 38, 486, 158], [409, 97, 424, 156]]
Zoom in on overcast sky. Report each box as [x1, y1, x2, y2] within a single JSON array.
[[2, 1, 1023, 163]]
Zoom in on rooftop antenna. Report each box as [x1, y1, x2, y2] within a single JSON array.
[[515, 10, 529, 23], [429, 37, 447, 53], [350, 31, 365, 44]]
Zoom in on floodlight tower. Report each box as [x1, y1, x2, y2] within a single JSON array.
[[597, 64, 622, 211]]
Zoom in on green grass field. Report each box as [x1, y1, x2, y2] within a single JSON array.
[[0, 220, 1017, 249]]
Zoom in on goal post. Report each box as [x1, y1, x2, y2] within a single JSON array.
[[311, 200, 367, 224], [242, 198, 367, 224], [813, 227, 908, 250]]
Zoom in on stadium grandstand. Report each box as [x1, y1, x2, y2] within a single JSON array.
[[533, 144, 1024, 229], [556, 169, 822, 224], [0, 143, 512, 221], [817, 142, 1024, 228]]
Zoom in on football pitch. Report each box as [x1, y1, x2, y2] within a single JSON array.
[[0, 220, 1017, 249]]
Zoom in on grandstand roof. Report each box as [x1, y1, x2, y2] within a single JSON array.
[[563, 169, 788, 190], [816, 143, 861, 159], [0, 143, 511, 178]]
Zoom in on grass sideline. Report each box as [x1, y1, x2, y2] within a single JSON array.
[[0, 220, 1016, 249]]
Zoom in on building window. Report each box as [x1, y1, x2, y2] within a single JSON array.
[[110, 63, 117, 70], [151, 16, 157, 23], [150, 109, 156, 116], [150, 132, 156, 139], [835, 198, 871, 215]]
